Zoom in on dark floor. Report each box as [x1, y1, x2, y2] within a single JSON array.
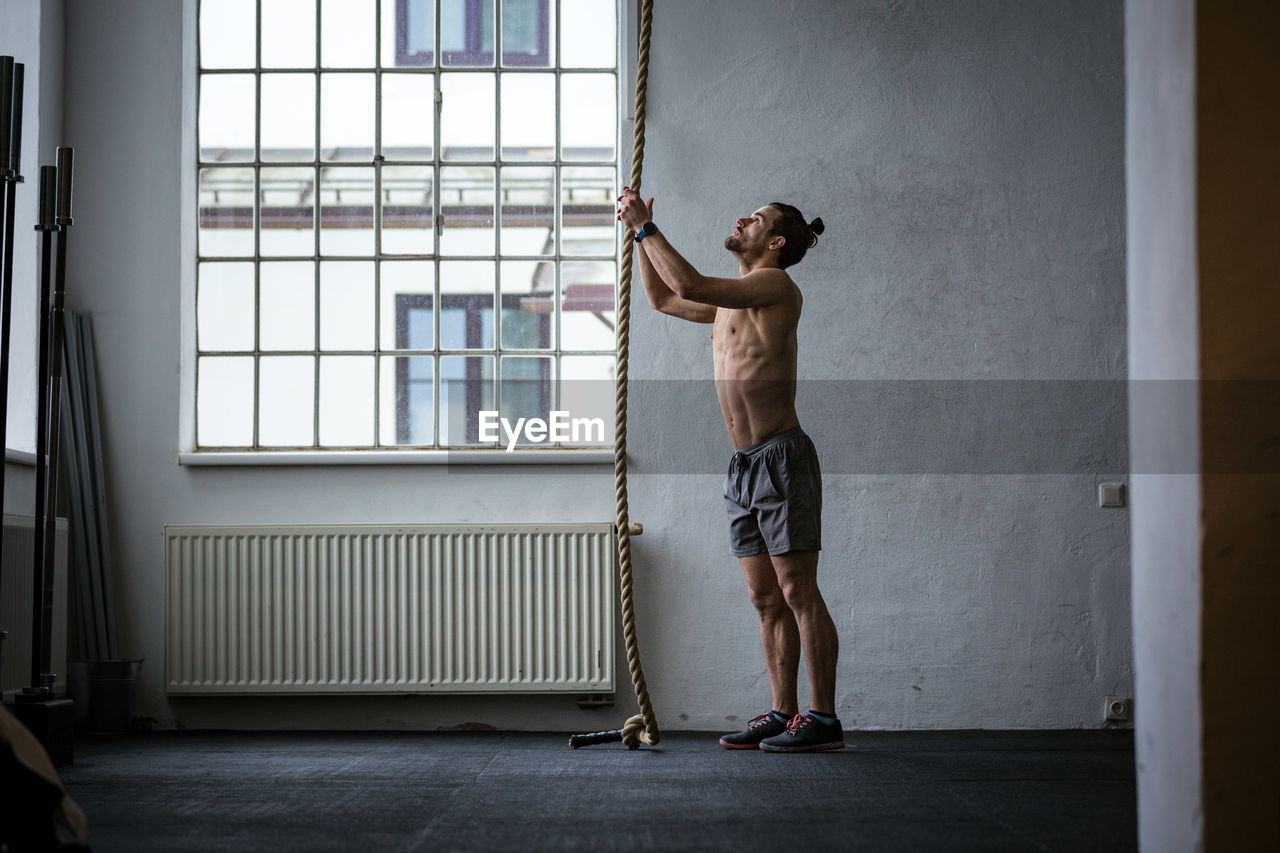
[[57, 729, 1136, 852]]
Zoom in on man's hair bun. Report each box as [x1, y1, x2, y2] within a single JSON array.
[[805, 217, 824, 249], [767, 202, 823, 268]]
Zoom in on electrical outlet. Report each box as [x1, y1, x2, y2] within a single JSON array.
[[1099, 482, 1126, 508], [1105, 695, 1132, 722]]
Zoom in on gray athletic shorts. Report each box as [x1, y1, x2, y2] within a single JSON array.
[[723, 426, 822, 557]]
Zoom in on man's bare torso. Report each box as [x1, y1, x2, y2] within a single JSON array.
[[711, 281, 802, 450]]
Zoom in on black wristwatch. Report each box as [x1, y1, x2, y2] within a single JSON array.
[[634, 221, 658, 243]]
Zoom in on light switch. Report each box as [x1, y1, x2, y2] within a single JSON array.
[[1099, 482, 1126, 508]]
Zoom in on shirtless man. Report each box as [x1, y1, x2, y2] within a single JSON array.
[[615, 187, 843, 752]]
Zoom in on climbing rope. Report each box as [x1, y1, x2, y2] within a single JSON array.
[[569, 0, 657, 750]]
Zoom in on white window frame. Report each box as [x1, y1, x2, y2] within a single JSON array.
[[178, 0, 635, 465]]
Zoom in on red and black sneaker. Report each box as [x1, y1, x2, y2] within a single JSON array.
[[718, 712, 788, 749], [759, 713, 845, 752]]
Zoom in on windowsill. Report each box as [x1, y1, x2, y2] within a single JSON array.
[[4, 448, 37, 467], [178, 449, 616, 466]]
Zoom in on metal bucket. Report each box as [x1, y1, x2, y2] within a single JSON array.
[[83, 658, 143, 732]]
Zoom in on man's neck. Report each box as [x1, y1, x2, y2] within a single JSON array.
[[737, 255, 781, 277]]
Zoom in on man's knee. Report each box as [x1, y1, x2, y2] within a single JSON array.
[[748, 583, 788, 617], [780, 580, 822, 613], [775, 561, 822, 612]]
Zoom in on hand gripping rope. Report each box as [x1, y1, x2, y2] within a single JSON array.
[[569, 0, 658, 751]]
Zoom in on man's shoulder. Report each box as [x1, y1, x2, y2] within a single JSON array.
[[742, 268, 801, 307], [741, 267, 798, 292]]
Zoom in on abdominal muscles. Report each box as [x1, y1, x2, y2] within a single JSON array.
[[712, 309, 799, 449]]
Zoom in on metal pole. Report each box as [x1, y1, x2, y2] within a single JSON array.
[[1, 59, 25, 543], [36, 148, 73, 688], [28, 165, 56, 693], [0, 59, 25, 688], [0, 59, 15, 476]]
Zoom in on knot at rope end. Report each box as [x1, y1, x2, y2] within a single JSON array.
[[618, 714, 661, 749], [621, 714, 646, 749]]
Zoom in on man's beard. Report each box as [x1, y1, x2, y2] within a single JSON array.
[[725, 233, 761, 264]]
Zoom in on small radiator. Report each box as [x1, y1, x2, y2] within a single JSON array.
[[164, 524, 616, 695]]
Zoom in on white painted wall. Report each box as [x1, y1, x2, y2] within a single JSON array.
[[627, 0, 1130, 731], [59, 0, 1130, 732]]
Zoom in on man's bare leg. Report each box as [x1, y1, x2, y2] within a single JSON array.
[[769, 550, 838, 714], [738, 553, 800, 715]]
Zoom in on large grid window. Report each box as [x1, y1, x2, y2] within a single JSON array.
[[194, 0, 618, 450]]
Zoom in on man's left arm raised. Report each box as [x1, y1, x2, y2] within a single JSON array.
[[638, 231, 794, 309], [616, 187, 794, 309]]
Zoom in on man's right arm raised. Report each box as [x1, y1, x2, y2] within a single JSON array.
[[638, 241, 716, 323]]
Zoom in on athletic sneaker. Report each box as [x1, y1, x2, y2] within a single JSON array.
[[719, 712, 788, 749], [759, 713, 845, 752]]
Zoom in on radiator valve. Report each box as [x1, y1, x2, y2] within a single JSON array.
[[577, 693, 615, 709]]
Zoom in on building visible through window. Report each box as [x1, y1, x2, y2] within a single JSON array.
[[397, 0, 550, 66]]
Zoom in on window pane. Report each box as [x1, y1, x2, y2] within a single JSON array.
[[319, 356, 375, 445], [560, 261, 614, 351], [439, 262, 495, 349], [322, 0, 376, 68], [560, 354, 614, 379], [199, 74, 255, 162], [500, 167, 554, 255], [319, 167, 375, 256], [559, 355, 614, 445], [501, 0, 552, 67], [198, 167, 255, 257], [262, 0, 316, 68], [381, 74, 435, 159], [440, 73, 495, 160], [200, 0, 256, 69], [259, 356, 316, 446], [259, 261, 316, 350], [261, 74, 316, 162], [383, 0, 435, 68], [381, 166, 435, 255], [320, 261, 375, 350], [560, 165, 615, 256], [560, 74, 615, 161], [560, 0, 615, 68], [381, 261, 435, 350], [499, 260, 553, 349], [380, 355, 434, 444], [500, 74, 554, 161], [439, 355, 494, 444], [442, 0, 494, 67], [198, 262, 255, 351], [439, 167, 494, 255], [498, 356, 552, 446], [197, 357, 255, 446], [260, 167, 316, 256], [321, 74, 375, 162]]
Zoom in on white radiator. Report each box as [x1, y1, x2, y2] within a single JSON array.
[[1, 515, 69, 700], [164, 523, 616, 695]]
